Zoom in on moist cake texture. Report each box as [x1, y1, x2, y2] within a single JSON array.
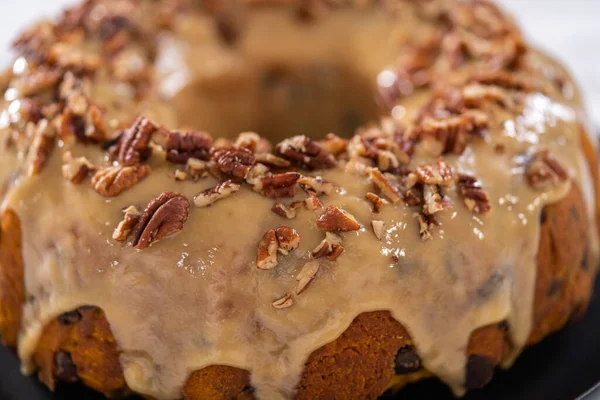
[[0, 0, 599, 399]]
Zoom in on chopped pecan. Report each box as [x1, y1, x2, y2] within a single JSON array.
[[272, 293, 294, 309], [371, 220, 386, 240], [275, 226, 300, 255], [377, 150, 400, 172], [414, 212, 438, 241], [458, 174, 491, 214], [276, 135, 336, 170], [471, 70, 533, 92], [317, 206, 361, 232], [423, 184, 452, 215], [173, 169, 188, 181], [234, 132, 272, 154], [312, 232, 343, 261], [365, 192, 389, 213], [255, 153, 292, 168], [272, 202, 301, 219], [298, 175, 335, 196], [245, 163, 270, 185], [318, 133, 348, 156], [117, 116, 158, 166], [304, 194, 323, 211], [91, 164, 151, 197], [186, 158, 210, 180], [254, 172, 300, 198], [369, 169, 401, 203], [27, 119, 57, 176], [415, 159, 454, 186], [132, 192, 190, 250], [61, 152, 95, 184], [526, 149, 568, 190], [194, 180, 240, 208], [17, 65, 63, 97], [165, 130, 213, 164], [112, 205, 141, 241], [211, 146, 256, 182], [295, 260, 320, 295], [256, 229, 279, 270]]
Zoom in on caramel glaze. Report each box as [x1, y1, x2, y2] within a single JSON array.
[[0, 0, 598, 399]]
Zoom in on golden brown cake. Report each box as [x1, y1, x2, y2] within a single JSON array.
[[0, 0, 598, 399]]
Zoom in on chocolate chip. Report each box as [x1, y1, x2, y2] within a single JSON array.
[[465, 355, 494, 389], [57, 310, 82, 325], [54, 351, 78, 382], [394, 346, 422, 374]]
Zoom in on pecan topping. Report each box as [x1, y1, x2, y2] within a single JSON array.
[[211, 146, 256, 182], [526, 149, 568, 190], [27, 119, 57, 176], [312, 232, 344, 261], [91, 164, 151, 197], [423, 184, 452, 215], [415, 159, 454, 186], [187, 158, 210, 180], [234, 132, 271, 154], [365, 192, 389, 213], [415, 212, 438, 241], [256, 229, 279, 270], [298, 176, 335, 196], [317, 206, 361, 232], [117, 116, 158, 166], [369, 169, 402, 203], [275, 226, 300, 255], [318, 133, 348, 156], [304, 194, 323, 211], [272, 293, 294, 309], [165, 130, 213, 164], [272, 202, 301, 219], [194, 180, 240, 208], [61, 152, 95, 184], [371, 220, 386, 240], [276, 135, 336, 170], [112, 205, 141, 242], [295, 260, 320, 295], [245, 163, 270, 186], [255, 153, 292, 168], [132, 192, 190, 250], [18, 65, 62, 97], [254, 172, 301, 198], [458, 174, 491, 214]]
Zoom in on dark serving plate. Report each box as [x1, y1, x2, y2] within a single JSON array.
[[1, 273, 599, 400]]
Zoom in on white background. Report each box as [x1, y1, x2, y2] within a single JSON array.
[[0, 0, 598, 125]]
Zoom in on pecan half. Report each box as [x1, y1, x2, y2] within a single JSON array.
[[415, 159, 455, 186], [117, 116, 158, 166], [458, 174, 491, 214], [27, 119, 57, 176], [312, 232, 344, 261], [211, 146, 256, 182], [254, 172, 301, 198], [132, 192, 190, 249], [371, 220, 386, 240], [193, 180, 240, 208], [295, 260, 320, 295], [61, 152, 95, 184], [275, 226, 300, 255], [112, 205, 141, 241], [91, 164, 151, 197], [165, 130, 213, 164], [365, 192, 389, 213], [317, 206, 361, 232], [526, 149, 568, 190], [256, 229, 279, 270], [369, 169, 401, 203], [272, 293, 294, 309], [276, 135, 336, 170]]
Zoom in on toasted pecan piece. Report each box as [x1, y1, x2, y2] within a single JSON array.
[[276, 135, 336, 170], [272, 293, 294, 309], [211, 146, 256, 182], [61, 152, 95, 184], [369, 169, 401, 203], [312, 232, 344, 261], [165, 130, 213, 164], [275, 226, 300, 255], [415, 159, 455, 186], [458, 174, 491, 214], [27, 119, 57, 176], [256, 229, 279, 270], [117, 116, 158, 166], [371, 220, 386, 240], [317, 206, 361, 232], [193, 181, 240, 208], [91, 164, 151, 197], [254, 172, 301, 198], [112, 206, 141, 242], [526, 149, 568, 190], [132, 192, 190, 249], [295, 261, 320, 295]]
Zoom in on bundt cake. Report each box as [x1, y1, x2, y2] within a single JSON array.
[[0, 0, 598, 399]]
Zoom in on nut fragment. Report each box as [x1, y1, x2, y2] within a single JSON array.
[[317, 206, 361, 232], [27, 119, 57, 176], [272, 202, 300, 219], [526, 149, 568, 190], [165, 130, 213, 164], [256, 229, 279, 270], [371, 220, 386, 240], [365, 192, 389, 213], [61, 152, 95, 184], [112, 205, 141, 241], [298, 176, 335, 195], [318, 133, 348, 156], [211, 146, 256, 182], [254, 172, 301, 198], [117, 116, 158, 166], [193, 180, 240, 208], [272, 293, 294, 309], [275, 226, 300, 255], [369, 169, 401, 203], [414, 212, 438, 241], [234, 132, 271, 153], [255, 153, 291, 168], [276, 135, 336, 170], [304, 194, 323, 211], [458, 174, 491, 214], [91, 164, 151, 197], [132, 192, 190, 249], [295, 260, 320, 295], [415, 159, 454, 186], [312, 232, 344, 261], [423, 184, 452, 215]]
